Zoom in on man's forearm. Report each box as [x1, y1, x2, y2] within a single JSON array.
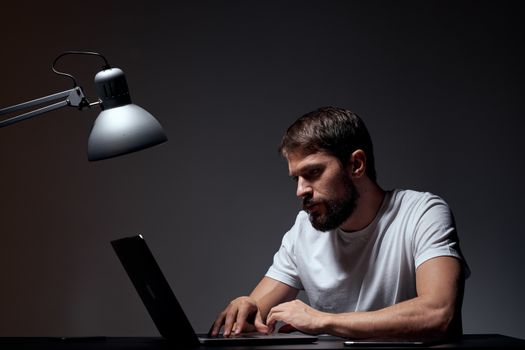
[[318, 296, 460, 341], [317, 257, 464, 341]]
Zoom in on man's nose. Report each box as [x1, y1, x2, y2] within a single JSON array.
[[296, 177, 312, 198]]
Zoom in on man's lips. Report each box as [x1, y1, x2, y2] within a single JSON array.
[[303, 202, 320, 212]]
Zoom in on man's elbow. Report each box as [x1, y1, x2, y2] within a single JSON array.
[[425, 304, 462, 341]]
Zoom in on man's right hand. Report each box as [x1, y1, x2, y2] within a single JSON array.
[[209, 296, 270, 337]]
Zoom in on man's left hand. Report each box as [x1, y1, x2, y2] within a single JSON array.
[[266, 299, 327, 334]]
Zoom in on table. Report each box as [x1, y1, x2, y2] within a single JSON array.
[[1, 334, 524, 349]]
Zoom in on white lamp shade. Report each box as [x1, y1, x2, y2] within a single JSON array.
[[87, 104, 167, 161]]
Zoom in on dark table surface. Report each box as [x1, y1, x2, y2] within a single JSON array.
[[1, 334, 524, 349]]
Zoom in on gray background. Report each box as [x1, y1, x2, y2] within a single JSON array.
[[1, 0, 523, 339]]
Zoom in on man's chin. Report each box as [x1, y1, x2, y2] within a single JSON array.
[[308, 214, 333, 232]]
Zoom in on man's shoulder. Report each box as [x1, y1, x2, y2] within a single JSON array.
[[391, 189, 448, 207], [387, 189, 451, 222]]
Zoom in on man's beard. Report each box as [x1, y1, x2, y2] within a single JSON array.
[[303, 173, 359, 232]]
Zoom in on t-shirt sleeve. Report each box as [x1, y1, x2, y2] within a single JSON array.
[[413, 195, 470, 276], [265, 217, 304, 290]]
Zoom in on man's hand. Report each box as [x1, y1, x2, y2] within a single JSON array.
[[209, 296, 269, 337], [266, 299, 327, 335]]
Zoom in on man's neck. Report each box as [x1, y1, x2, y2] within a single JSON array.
[[339, 181, 385, 232]]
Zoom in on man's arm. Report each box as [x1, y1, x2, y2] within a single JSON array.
[[250, 276, 300, 320], [266, 256, 464, 341], [210, 276, 298, 336]]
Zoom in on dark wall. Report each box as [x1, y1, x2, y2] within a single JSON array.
[[1, 0, 523, 339]]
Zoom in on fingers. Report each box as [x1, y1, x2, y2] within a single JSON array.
[[266, 306, 281, 334], [232, 307, 249, 336], [234, 305, 251, 335], [266, 301, 295, 333], [210, 297, 261, 337], [209, 309, 227, 337], [278, 323, 297, 333], [222, 304, 239, 337], [209, 301, 238, 337], [254, 311, 270, 334]]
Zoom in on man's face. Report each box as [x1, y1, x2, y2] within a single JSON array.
[[286, 151, 359, 231]]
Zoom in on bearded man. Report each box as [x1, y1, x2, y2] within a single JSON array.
[[210, 106, 469, 342]]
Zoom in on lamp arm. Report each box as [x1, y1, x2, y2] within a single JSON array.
[[0, 87, 90, 128]]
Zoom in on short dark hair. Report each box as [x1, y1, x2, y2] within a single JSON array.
[[279, 106, 377, 182]]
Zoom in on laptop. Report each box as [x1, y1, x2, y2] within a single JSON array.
[[111, 234, 318, 347]]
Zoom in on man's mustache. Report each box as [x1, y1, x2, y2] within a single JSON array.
[[302, 195, 319, 209]]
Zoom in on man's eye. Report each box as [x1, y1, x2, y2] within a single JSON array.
[[291, 176, 298, 182], [309, 168, 321, 177]]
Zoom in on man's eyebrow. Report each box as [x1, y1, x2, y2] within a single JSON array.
[[289, 163, 324, 177]]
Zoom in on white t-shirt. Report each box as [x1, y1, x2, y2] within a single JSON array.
[[266, 189, 468, 313]]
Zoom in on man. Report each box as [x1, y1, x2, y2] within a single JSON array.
[[210, 107, 468, 341]]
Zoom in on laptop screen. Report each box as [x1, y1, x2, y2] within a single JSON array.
[[111, 235, 200, 347]]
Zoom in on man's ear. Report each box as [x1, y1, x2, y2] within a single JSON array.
[[350, 149, 366, 178]]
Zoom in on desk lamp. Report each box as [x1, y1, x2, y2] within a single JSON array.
[[0, 51, 167, 161]]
